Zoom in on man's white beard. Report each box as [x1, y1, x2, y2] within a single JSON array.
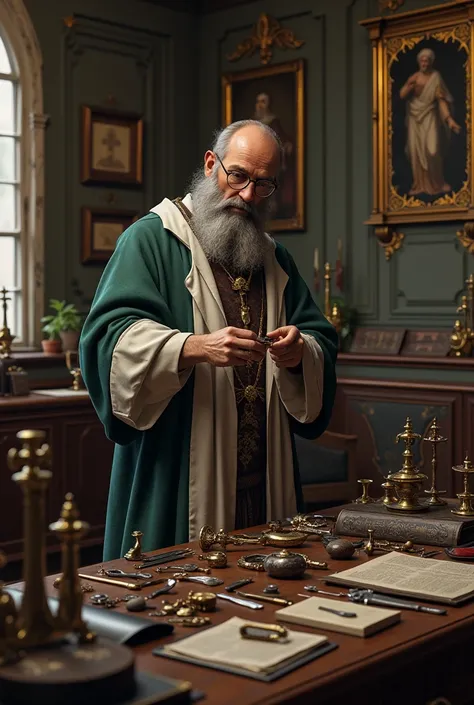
[[189, 170, 275, 273]]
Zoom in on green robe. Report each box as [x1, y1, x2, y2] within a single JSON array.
[[80, 208, 338, 560]]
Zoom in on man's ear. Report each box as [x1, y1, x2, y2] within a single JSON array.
[[204, 150, 216, 177]]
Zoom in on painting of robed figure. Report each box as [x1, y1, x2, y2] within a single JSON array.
[[361, 4, 474, 225]]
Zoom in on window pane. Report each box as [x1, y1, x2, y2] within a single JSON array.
[[0, 39, 11, 75], [0, 80, 14, 132], [0, 236, 15, 288], [0, 184, 15, 230], [0, 137, 15, 180]]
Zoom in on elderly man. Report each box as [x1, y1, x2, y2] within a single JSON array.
[[80, 120, 338, 560]]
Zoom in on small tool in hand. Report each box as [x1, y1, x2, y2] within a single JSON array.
[[257, 335, 273, 347], [318, 605, 357, 618]]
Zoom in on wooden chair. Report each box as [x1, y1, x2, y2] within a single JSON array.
[[295, 430, 358, 507]]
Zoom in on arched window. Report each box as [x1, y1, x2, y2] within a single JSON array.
[[0, 32, 21, 339], [0, 0, 44, 347]]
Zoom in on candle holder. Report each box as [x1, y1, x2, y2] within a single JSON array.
[[380, 476, 398, 506], [355, 478, 375, 504], [385, 417, 428, 512], [423, 417, 448, 506], [124, 530, 145, 560], [451, 455, 474, 517]]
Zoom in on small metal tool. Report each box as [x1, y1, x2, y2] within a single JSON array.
[[147, 579, 177, 599], [104, 569, 153, 580], [225, 577, 254, 593], [217, 593, 264, 610], [318, 605, 357, 618], [173, 574, 223, 586], [137, 577, 168, 589], [78, 573, 141, 590], [257, 335, 273, 347], [236, 591, 293, 607], [348, 589, 447, 615], [304, 586, 348, 597], [155, 563, 210, 575]]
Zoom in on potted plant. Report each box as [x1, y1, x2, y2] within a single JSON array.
[[41, 299, 83, 354]]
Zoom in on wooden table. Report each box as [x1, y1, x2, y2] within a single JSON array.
[[8, 523, 474, 705]]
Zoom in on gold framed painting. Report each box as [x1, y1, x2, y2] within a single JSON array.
[[81, 106, 143, 186], [81, 208, 139, 264], [361, 1, 474, 226], [221, 59, 305, 232]]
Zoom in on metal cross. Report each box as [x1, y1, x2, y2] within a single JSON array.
[[0, 287, 11, 329]]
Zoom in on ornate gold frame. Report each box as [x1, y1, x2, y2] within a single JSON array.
[[361, 1, 474, 226], [221, 59, 305, 232]]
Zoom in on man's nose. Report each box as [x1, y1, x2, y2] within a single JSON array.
[[238, 182, 256, 202]]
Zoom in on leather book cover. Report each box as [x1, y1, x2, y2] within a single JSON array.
[[335, 500, 474, 547]]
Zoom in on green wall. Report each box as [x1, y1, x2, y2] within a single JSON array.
[[23, 0, 474, 334], [23, 0, 199, 312], [198, 0, 474, 329]]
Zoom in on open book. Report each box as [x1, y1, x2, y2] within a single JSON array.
[[328, 551, 474, 605]]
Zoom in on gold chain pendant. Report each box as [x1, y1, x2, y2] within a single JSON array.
[[240, 301, 251, 327], [244, 385, 258, 403], [232, 277, 250, 292]]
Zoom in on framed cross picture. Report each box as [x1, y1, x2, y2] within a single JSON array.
[[81, 208, 139, 264], [81, 106, 143, 186]]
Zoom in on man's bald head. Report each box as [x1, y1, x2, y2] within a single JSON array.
[[212, 119, 283, 173]]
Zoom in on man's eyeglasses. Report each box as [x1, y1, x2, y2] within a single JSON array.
[[214, 153, 277, 199]]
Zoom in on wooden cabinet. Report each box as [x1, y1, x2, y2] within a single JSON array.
[[0, 393, 113, 562], [332, 355, 474, 499]]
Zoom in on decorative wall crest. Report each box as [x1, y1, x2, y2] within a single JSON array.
[[374, 226, 405, 260], [226, 13, 304, 66], [456, 222, 474, 255], [378, 0, 404, 12]]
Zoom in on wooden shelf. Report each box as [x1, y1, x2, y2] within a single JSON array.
[[338, 352, 474, 370]]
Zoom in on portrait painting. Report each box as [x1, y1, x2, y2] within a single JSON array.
[[362, 4, 474, 225], [82, 208, 139, 264], [81, 106, 143, 186], [221, 59, 304, 232]]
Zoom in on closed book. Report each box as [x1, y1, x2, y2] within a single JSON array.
[[276, 596, 400, 637], [335, 500, 474, 547]]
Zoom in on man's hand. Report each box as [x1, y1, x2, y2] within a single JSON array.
[[180, 327, 267, 368], [266, 325, 304, 369]]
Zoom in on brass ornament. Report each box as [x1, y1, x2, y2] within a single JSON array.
[[378, 0, 404, 11], [0, 287, 15, 357], [451, 455, 474, 516], [187, 591, 216, 613], [323, 263, 342, 334], [456, 222, 474, 255], [198, 525, 309, 552], [355, 478, 375, 504], [124, 530, 145, 561], [380, 477, 398, 506], [385, 417, 428, 512], [198, 551, 228, 568], [449, 275, 474, 357], [363, 528, 422, 556], [423, 418, 448, 507], [226, 13, 305, 66], [374, 226, 405, 261], [1, 429, 95, 666]]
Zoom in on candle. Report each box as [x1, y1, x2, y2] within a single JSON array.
[[313, 247, 319, 271]]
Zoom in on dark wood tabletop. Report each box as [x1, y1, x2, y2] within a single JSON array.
[[8, 519, 474, 705]]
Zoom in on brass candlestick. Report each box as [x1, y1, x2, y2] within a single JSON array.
[[49, 493, 94, 641], [323, 263, 342, 334], [124, 530, 145, 560], [385, 417, 428, 512], [355, 478, 375, 503], [0, 287, 15, 357], [423, 417, 448, 506], [380, 476, 398, 505], [65, 350, 83, 391], [451, 455, 474, 516], [7, 430, 57, 647]]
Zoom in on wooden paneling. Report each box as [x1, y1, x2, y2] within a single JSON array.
[[332, 377, 471, 499], [0, 394, 113, 562]]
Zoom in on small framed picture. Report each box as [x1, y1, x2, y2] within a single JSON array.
[[81, 208, 139, 264], [81, 106, 143, 186]]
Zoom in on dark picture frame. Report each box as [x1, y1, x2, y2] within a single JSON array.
[[361, 3, 474, 226], [81, 106, 143, 186], [81, 207, 139, 264], [221, 59, 305, 232]]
